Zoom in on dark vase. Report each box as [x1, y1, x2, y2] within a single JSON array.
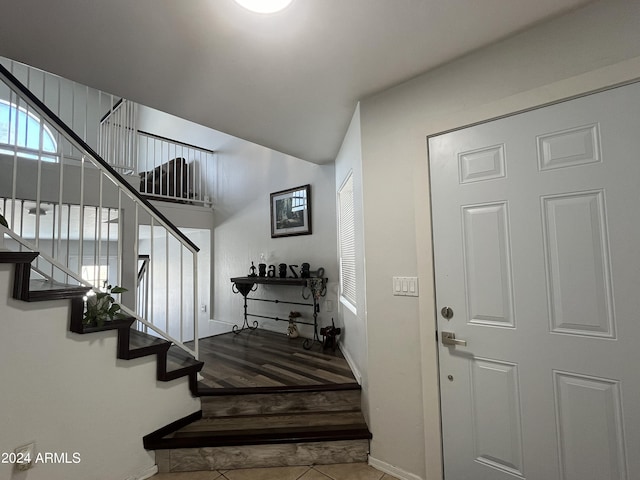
[[279, 263, 287, 278]]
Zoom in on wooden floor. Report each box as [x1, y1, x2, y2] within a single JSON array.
[[190, 329, 357, 391]]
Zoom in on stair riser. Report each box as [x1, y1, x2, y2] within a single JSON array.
[[201, 390, 362, 417], [156, 439, 369, 472]]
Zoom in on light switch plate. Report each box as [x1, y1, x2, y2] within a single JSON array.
[[392, 277, 419, 297]]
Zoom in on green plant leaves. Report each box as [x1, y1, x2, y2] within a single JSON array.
[[82, 284, 129, 326]]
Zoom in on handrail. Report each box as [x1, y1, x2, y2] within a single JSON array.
[[100, 98, 124, 124], [0, 64, 199, 254], [137, 130, 216, 155]]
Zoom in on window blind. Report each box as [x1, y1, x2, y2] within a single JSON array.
[[338, 172, 356, 308]]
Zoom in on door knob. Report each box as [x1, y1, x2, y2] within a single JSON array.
[[441, 331, 467, 347]]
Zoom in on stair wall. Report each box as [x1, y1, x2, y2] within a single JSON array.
[[0, 264, 200, 480]]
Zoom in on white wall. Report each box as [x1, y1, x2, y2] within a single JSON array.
[[138, 107, 338, 339], [0, 263, 200, 480], [212, 137, 338, 338], [356, 1, 640, 479], [333, 104, 368, 388]]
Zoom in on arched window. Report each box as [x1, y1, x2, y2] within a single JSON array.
[[0, 99, 58, 161]]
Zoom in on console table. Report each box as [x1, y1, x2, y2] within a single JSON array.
[[230, 276, 328, 350]]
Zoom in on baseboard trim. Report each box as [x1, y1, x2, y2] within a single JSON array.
[[210, 317, 235, 326], [339, 343, 362, 385], [368, 455, 423, 480]]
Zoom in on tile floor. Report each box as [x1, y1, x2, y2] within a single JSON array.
[[152, 463, 398, 480]]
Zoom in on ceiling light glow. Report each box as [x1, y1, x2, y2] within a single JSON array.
[[233, 0, 294, 14]]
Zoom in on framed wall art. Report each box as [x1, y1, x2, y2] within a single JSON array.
[[270, 184, 312, 238]]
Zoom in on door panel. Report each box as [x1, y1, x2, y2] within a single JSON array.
[[553, 371, 627, 480], [430, 82, 640, 480], [541, 191, 615, 337], [462, 201, 515, 327]]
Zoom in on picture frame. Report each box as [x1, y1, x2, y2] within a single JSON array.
[[270, 184, 312, 238]]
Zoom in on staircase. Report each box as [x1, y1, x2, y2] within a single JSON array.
[[146, 386, 371, 473], [0, 251, 204, 394], [1, 249, 372, 474]]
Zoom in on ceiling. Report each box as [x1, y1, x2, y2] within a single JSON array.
[[0, 0, 593, 164]]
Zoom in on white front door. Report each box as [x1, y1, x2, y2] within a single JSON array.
[[430, 82, 640, 480]]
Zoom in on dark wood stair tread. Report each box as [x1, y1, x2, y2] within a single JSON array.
[[174, 411, 367, 434], [146, 410, 371, 449], [26, 279, 91, 301], [159, 345, 204, 381], [167, 345, 203, 370], [197, 382, 361, 397], [0, 251, 38, 264], [76, 317, 135, 334], [122, 329, 171, 359]]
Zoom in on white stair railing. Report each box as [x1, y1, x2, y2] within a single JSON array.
[[98, 99, 138, 174], [137, 255, 151, 331], [100, 103, 214, 207], [137, 130, 213, 206], [0, 64, 199, 358]]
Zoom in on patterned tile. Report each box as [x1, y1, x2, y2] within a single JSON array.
[[152, 471, 222, 479], [313, 463, 385, 480], [299, 469, 333, 480], [222, 465, 311, 480], [151, 463, 396, 480]]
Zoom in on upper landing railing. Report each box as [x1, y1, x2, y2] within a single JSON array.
[[99, 100, 214, 206]]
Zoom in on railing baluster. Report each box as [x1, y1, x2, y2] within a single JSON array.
[[198, 149, 203, 204], [51, 201, 56, 279], [78, 156, 85, 276], [132, 202, 140, 322], [117, 189, 123, 287], [84, 85, 88, 144], [93, 205, 98, 285], [149, 217, 154, 333], [165, 228, 169, 336], [65, 194, 71, 284], [10, 90, 17, 230], [57, 120, 65, 274], [193, 251, 198, 359], [180, 241, 184, 344]]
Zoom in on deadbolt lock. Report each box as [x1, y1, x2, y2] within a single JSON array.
[[441, 306, 454, 319]]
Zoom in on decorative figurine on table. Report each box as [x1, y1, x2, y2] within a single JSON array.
[[320, 318, 341, 351], [258, 263, 267, 277], [311, 266, 325, 278], [300, 263, 310, 278], [279, 263, 287, 278], [249, 262, 257, 277], [288, 311, 300, 339]]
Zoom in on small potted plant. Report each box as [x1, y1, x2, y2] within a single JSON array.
[[83, 284, 128, 327]]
